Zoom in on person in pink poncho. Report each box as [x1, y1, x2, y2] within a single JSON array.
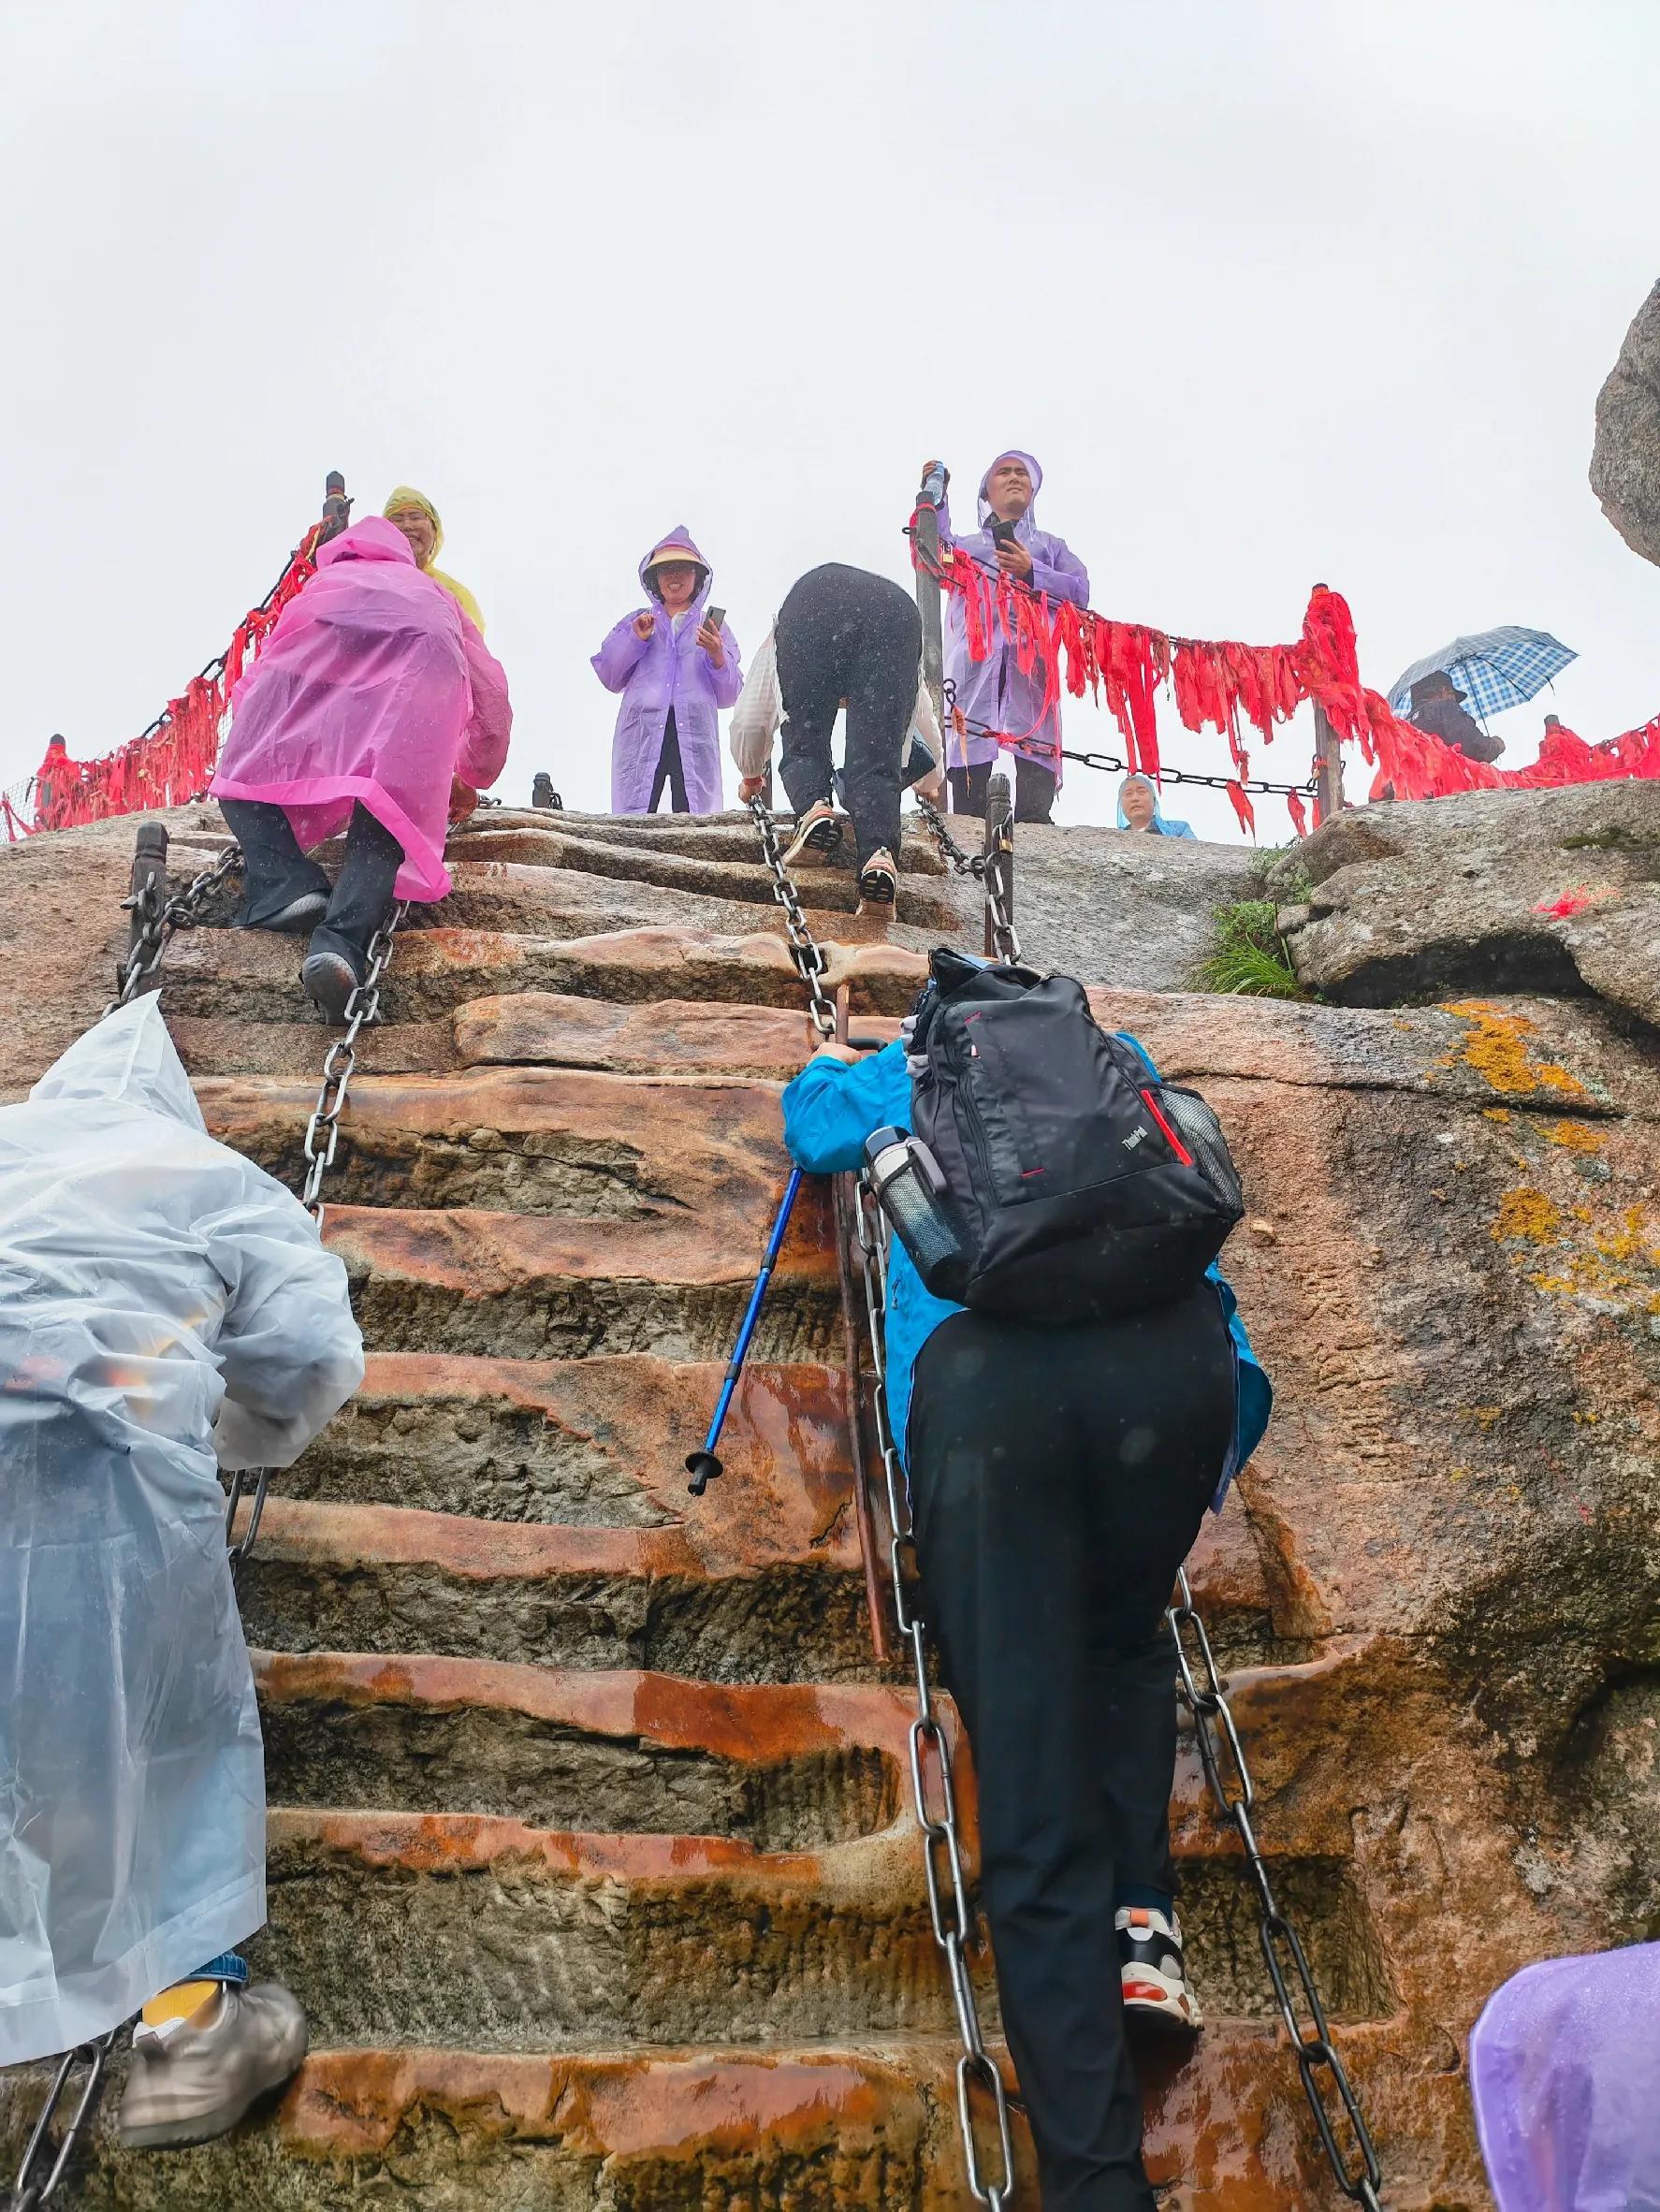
[[591, 528, 742, 814], [211, 517, 512, 1020]]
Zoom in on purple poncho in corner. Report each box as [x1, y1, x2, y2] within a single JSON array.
[[940, 449, 1089, 785], [591, 527, 743, 814], [1470, 1942, 1660, 2209]]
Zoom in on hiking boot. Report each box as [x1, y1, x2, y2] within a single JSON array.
[[782, 799, 845, 867], [1116, 1904, 1203, 2032], [300, 945, 363, 1024], [117, 1982, 307, 2149], [856, 847, 897, 906]]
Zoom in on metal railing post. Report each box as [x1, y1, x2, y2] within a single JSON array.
[[914, 465, 948, 736], [982, 772, 1013, 960]]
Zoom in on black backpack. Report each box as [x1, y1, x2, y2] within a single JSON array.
[[890, 947, 1244, 1322]]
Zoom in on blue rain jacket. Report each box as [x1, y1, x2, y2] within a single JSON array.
[[781, 1037, 1271, 1503]]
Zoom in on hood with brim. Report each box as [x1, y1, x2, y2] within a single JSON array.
[[30, 995, 207, 1131], [318, 517, 419, 571], [977, 449, 1044, 537], [639, 525, 712, 604]]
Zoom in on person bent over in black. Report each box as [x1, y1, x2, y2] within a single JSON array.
[[728, 562, 944, 909], [780, 1027, 1273, 2210]]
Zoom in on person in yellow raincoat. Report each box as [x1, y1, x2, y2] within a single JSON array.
[[382, 485, 487, 632]]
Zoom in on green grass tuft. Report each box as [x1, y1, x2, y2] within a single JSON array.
[[1195, 898, 1311, 1000]]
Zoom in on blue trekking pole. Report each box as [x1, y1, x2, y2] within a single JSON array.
[[686, 1168, 804, 1495]]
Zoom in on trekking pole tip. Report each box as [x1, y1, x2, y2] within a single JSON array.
[[685, 1449, 724, 1496]]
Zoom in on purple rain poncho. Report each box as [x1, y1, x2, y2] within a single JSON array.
[[940, 449, 1090, 786], [591, 527, 743, 814], [211, 517, 512, 903], [1470, 1943, 1660, 2209]]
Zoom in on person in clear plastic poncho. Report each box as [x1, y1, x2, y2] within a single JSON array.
[[0, 996, 363, 2147]]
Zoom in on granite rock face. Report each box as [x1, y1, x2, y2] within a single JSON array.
[[1591, 278, 1660, 566], [1270, 779, 1660, 1024], [1, 796, 1657, 2209]]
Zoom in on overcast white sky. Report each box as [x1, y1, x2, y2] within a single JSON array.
[[2, 0, 1655, 842]]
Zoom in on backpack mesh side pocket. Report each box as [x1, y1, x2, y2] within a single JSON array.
[[1155, 1086, 1245, 1215]]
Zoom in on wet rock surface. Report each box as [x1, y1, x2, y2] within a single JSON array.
[[3, 788, 1657, 2208]]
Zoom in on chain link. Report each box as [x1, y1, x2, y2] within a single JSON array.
[[747, 794, 837, 1040], [1168, 1567, 1386, 2208], [910, 793, 1022, 968], [852, 1180, 1016, 2206], [8, 2031, 117, 2210], [104, 843, 242, 1017], [298, 901, 410, 1230]]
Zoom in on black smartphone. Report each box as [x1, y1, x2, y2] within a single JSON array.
[[704, 604, 726, 631], [989, 519, 1018, 548]]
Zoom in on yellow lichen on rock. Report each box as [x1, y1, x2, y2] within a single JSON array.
[[1444, 1000, 1587, 1099], [1493, 1187, 1564, 1244]]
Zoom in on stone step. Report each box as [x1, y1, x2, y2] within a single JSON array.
[[234, 1498, 877, 1683], [0, 2016, 1478, 2210], [445, 829, 954, 923], [162, 924, 929, 1026], [255, 1653, 908, 1848], [325, 1199, 841, 1363], [455, 991, 900, 1077], [280, 1350, 852, 1530], [197, 1067, 794, 1217], [466, 812, 949, 870]]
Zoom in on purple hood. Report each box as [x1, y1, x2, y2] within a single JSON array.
[[639, 526, 712, 606], [977, 449, 1044, 539]]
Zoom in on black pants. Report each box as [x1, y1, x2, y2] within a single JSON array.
[[948, 754, 1057, 824], [907, 1288, 1235, 2211], [219, 798, 404, 975], [648, 710, 690, 813], [775, 562, 921, 868]]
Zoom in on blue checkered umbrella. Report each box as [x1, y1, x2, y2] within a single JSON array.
[[1388, 628, 1577, 720]]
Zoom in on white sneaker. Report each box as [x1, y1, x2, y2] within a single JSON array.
[[1116, 1904, 1203, 2032], [117, 1981, 308, 2148]]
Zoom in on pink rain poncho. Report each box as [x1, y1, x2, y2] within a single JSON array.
[[1470, 1943, 1660, 2209], [211, 517, 512, 902], [591, 527, 743, 814], [941, 449, 1090, 786]]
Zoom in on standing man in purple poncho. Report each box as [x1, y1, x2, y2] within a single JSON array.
[[934, 449, 1090, 824], [592, 529, 743, 814]]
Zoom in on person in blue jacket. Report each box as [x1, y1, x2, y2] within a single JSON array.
[[783, 1023, 1270, 2212], [1116, 773, 1198, 839]]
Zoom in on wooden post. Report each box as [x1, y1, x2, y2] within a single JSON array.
[[1312, 702, 1345, 826], [319, 470, 353, 545]]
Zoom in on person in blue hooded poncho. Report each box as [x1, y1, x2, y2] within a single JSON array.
[[782, 1010, 1270, 2212], [1116, 772, 1198, 839]]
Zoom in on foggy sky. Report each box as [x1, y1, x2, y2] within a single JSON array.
[[2, 0, 1655, 843]]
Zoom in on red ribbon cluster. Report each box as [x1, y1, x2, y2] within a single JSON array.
[[930, 541, 1660, 832], [22, 528, 321, 836]]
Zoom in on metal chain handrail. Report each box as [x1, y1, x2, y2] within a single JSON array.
[[103, 843, 242, 1016], [743, 795, 1012, 2200], [298, 900, 410, 1230], [747, 793, 837, 1040], [1168, 1570, 1386, 2207], [852, 1179, 1016, 2206], [910, 793, 1022, 967], [8, 2032, 118, 2211]]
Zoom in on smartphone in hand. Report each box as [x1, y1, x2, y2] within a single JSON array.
[[704, 604, 726, 632]]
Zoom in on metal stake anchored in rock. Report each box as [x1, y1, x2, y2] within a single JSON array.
[[685, 1167, 804, 1494]]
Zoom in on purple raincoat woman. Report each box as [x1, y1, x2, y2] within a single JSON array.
[[939, 449, 1090, 823], [592, 529, 743, 814]]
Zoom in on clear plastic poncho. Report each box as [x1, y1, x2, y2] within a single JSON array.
[[0, 997, 364, 2063]]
